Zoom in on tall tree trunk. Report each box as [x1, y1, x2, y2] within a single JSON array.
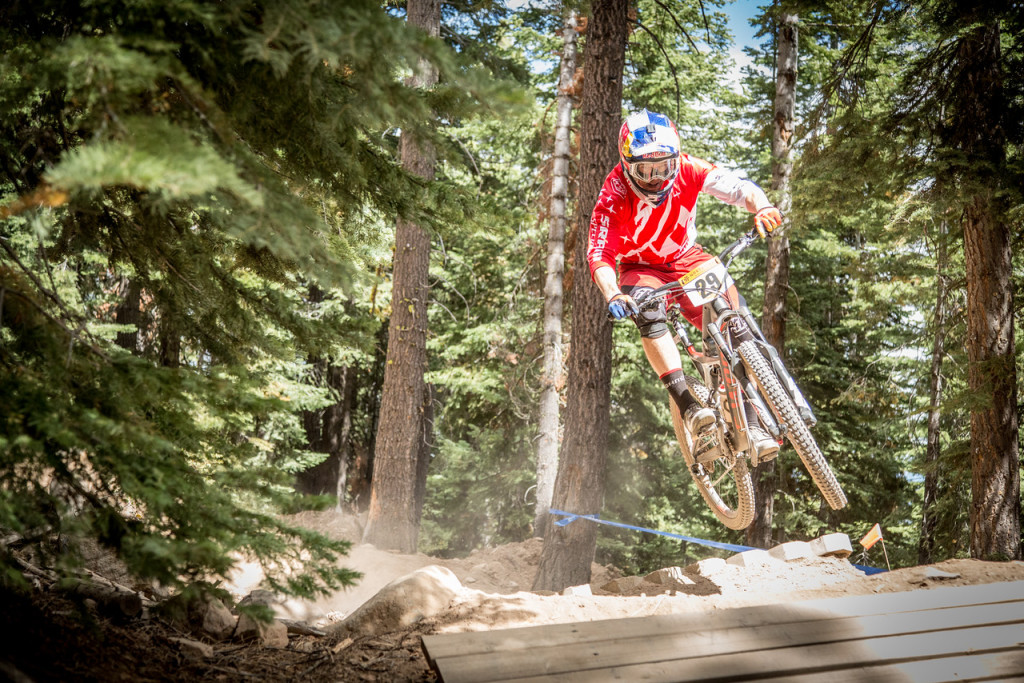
[[532, 0, 626, 593], [114, 278, 142, 353], [297, 287, 356, 505], [918, 221, 948, 565], [747, 8, 797, 550], [350, 325, 389, 512], [534, 11, 577, 539], [362, 0, 439, 553], [950, 23, 1019, 561], [413, 384, 434, 522], [297, 362, 356, 505], [158, 315, 180, 368]]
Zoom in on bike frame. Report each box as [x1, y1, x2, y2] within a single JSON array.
[[636, 231, 817, 465]]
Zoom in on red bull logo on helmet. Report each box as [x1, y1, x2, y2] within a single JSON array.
[[621, 109, 679, 160]]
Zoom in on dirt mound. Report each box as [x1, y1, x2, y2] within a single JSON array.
[[6, 509, 1024, 682], [264, 511, 1024, 640], [236, 515, 619, 624], [276, 510, 619, 597]]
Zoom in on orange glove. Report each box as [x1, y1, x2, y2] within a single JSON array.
[[754, 206, 783, 238]]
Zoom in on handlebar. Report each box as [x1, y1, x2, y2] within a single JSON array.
[[719, 228, 760, 268], [631, 227, 762, 310]]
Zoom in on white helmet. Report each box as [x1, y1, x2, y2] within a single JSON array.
[[618, 109, 680, 206]]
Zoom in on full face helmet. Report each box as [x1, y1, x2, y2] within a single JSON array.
[[618, 109, 681, 206]]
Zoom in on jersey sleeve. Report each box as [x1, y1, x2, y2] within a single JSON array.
[[678, 154, 714, 190], [700, 163, 761, 208], [587, 169, 630, 280]]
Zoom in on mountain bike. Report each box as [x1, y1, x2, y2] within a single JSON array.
[[631, 230, 847, 530]]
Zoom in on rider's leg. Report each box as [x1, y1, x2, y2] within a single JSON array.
[[645, 335, 706, 419], [641, 332, 681, 375], [640, 321, 716, 437], [642, 320, 693, 410], [620, 268, 715, 442]]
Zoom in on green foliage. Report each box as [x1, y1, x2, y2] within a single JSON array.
[[0, 0, 515, 596], [414, 0, 763, 571], [731, 0, 1023, 566], [3, 0, 1016, 595]]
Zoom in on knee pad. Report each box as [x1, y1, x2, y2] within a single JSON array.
[[622, 286, 669, 339]]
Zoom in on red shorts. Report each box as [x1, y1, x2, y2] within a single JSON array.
[[618, 245, 740, 330]]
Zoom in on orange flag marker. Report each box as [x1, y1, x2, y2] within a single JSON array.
[[860, 523, 883, 550]]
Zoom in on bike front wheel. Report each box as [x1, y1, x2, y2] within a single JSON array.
[[738, 341, 847, 510], [670, 379, 755, 530]]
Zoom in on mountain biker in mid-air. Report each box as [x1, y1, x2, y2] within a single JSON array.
[[588, 108, 784, 460]]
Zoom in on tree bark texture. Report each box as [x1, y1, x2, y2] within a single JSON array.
[[158, 314, 180, 368], [948, 23, 1020, 561], [748, 9, 797, 550], [965, 189, 1018, 560], [534, 12, 577, 539], [532, 0, 626, 592], [918, 222, 947, 565], [114, 278, 142, 354], [297, 286, 357, 504], [297, 362, 356, 504], [362, 0, 440, 553]]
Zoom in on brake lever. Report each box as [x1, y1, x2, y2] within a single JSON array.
[[722, 230, 760, 270]]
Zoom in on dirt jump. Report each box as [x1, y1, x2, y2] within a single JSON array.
[[3, 509, 1023, 682]]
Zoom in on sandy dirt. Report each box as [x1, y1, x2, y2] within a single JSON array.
[[265, 511, 1024, 638], [4, 509, 1024, 682]]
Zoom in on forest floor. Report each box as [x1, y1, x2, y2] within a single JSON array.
[[4, 509, 1024, 682]]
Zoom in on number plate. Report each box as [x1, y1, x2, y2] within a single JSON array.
[[679, 258, 733, 306]]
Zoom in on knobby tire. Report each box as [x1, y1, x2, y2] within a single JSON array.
[[738, 340, 847, 510], [670, 379, 756, 530]]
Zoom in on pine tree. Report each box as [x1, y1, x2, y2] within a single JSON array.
[[362, 0, 442, 554], [747, 5, 798, 550], [789, 0, 1022, 564], [0, 0, 499, 594], [946, 20, 1020, 561], [535, 10, 578, 539], [533, 0, 628, 592]]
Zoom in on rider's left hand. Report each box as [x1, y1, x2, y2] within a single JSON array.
[[754, 206, 783, 238]]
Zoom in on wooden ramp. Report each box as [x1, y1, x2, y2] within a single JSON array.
[[422, 581, 1024, 682]]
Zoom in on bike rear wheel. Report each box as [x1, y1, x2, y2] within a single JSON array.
[[670, 379, 755, 530], [738, 341, 847, 510]]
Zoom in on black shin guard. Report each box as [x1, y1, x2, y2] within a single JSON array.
[[661, 369, 696, 415]]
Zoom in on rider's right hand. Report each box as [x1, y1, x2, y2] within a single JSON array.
[[754, 206, 783, 238], [607, 292, 639, 320]]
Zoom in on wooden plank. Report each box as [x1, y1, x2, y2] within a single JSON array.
[[423, 581, 1024, 661], [495, 623, 1024, 682], [762, 652, 1024, 683], [429, 601, 1024, 682]]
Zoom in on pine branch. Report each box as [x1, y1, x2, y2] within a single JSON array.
[[632, 19, 683, 120], [696, 0, 712, 44], [0, 238, 110, 362], [649, 1, 701, 55]]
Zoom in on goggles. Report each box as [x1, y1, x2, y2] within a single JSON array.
[[628, 156, 679, 183]]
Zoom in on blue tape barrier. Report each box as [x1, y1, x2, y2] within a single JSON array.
[[548, 508, 886, 574]]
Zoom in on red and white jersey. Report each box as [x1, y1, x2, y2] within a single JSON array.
[[587, 155, 755, 279]]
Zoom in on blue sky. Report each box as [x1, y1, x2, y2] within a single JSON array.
[[725, 0, 763, 51], [503, 0, 768, 90], [724, 0, 766, 88]]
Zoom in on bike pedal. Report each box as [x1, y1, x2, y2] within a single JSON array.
[[693, 436, 721, 464]]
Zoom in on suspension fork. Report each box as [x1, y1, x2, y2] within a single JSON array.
[[737, 305, 818, 428]]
